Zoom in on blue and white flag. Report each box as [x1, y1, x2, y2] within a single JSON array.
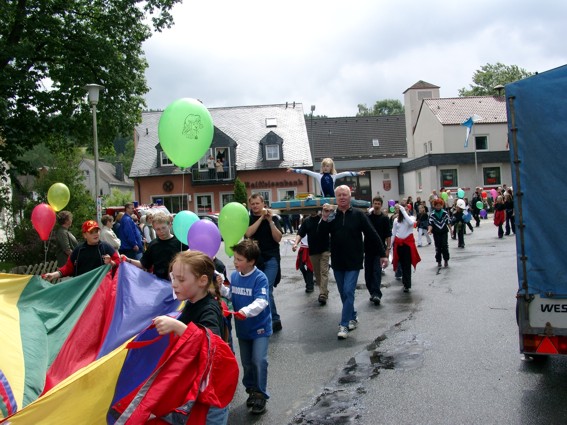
[[461, 114, 483, 148]]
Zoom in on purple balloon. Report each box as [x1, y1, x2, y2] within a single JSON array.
[[480, 209, 487, 218], [187, 219, 221, 258], [388, 200, 395, 207]]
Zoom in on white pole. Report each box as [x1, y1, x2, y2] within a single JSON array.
[[92, 103, 102, 223], [473, 123, 478, 186]]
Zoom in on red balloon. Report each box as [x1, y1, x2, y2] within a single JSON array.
[[31, 203, 56, 241], [481, 191, 487, 199]]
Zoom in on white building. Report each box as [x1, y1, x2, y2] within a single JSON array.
[[401, 81, 510, 200]]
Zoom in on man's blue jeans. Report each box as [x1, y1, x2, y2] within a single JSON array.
[[364, 255, 383, 298], [259, 256, 280, 323], [333, 269, 360, 327], [238, 336, 270, 399]]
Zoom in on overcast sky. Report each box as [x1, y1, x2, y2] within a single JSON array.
[[142, 0, 567, 117]]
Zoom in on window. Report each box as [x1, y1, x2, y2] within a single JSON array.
[[475, 135, 488, 150], [424, 143, 428, 154], [336, 174, 371, 202], [152, 195, 188, 214], [440, 169, 458, 188], [483, 167, 501, 186], [266, 118, 277, 127], [372, 139, 380, 147], [160, 151, 173, 166], [196, 194, 213, 214], [260, 131, 283, 162], [428, 141, 433, 152], [417, 171, 422, 190], [197, 148, 214, 171], [265, 145, 280, 161], [278, 188, 296, 201], [221, 193, 235, 207], [257, 190, 271, 206]]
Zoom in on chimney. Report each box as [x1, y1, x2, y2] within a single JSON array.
[[115, 162, 124, 182]]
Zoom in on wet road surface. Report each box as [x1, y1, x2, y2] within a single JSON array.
[[217, 221, 567, 424]]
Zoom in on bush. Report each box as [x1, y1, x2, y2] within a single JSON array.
[[12, 220, 57, 266]]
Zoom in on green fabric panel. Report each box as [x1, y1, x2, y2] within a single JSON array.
[[18, 265, 110, 406]]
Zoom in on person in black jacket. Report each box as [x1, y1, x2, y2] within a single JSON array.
[[318, 186, 388, 340], [471, 187, 483, 228], [245, 193, 283, 332], [365, 197, 391, 305], [293, 210, 332, 305]]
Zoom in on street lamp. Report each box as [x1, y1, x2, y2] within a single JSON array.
[[84, 84, 104, 223], [309, 105, 316, 193]]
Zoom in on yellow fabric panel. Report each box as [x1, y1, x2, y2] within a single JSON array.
[[6, 341, 130, 425], [0, 273, 32, 413]]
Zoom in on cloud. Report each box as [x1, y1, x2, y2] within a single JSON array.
[[143, 0, 567, 117]]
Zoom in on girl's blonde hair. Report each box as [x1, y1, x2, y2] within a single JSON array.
[[321, 158, 337, 174], [170, 251, 221, 300]]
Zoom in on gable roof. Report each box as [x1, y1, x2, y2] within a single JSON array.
[[80, 159, 134, 187], [403, 80, 440, 94], [131, 103, 312, 177], [307, 115, 407, 162], [421, 96, 507, 125]]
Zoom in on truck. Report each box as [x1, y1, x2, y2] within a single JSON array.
[[506, 64, 567, 358]]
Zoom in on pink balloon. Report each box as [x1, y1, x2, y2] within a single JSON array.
[[187, 219, 221, 258], [490, 189, 498, 199], [31, 203, 56, 241]]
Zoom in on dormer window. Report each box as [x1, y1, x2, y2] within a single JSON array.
[[260, 131, 283, 162], [265, 145, 280, 160], [160, 151, 173, 166]]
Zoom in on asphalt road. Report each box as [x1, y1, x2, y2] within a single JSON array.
[[216, 218, 567, 425]]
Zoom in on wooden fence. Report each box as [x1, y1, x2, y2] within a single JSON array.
[[1, 260, 60, 283]]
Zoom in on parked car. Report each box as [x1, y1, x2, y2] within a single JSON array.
[[199, 213, 219, 226]]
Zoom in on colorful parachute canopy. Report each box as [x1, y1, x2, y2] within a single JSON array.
[[0, 263, 238, 424]]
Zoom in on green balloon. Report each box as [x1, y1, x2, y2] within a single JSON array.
[[158, 98, 214, 168], [172, 210, 199, 244], [389, 206, 395, 213], [441, 192, 448, 201], [219, 202, 250, 256], [476, 201, 484, 209], [457, 189, 465, 199]]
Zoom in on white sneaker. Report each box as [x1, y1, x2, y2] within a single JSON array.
[[337, 325, 349, 339], [348, 318, 359, 331]]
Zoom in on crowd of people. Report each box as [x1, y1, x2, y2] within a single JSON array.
[[40, 176, 515, 421]]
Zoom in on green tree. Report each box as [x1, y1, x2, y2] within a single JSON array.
[[459, 62, 533, 96], [104, 187, 133, 208], [12, 149, 95, 265], [357, 99, 405, 116], [233, 177, 248, 205], [0, 0, 181, 175]]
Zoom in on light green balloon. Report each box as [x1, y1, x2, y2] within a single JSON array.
[[172, 210, 199, 245], [47, 182, 70, 212], [441, 192, 449, 201], [219, 202, 250, 257], [158, 98, 214, 168]]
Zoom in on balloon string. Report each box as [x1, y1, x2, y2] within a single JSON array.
[[44, 228, 55, 266], [181, 167, 187, 250], [181, 168, 186, 209]]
